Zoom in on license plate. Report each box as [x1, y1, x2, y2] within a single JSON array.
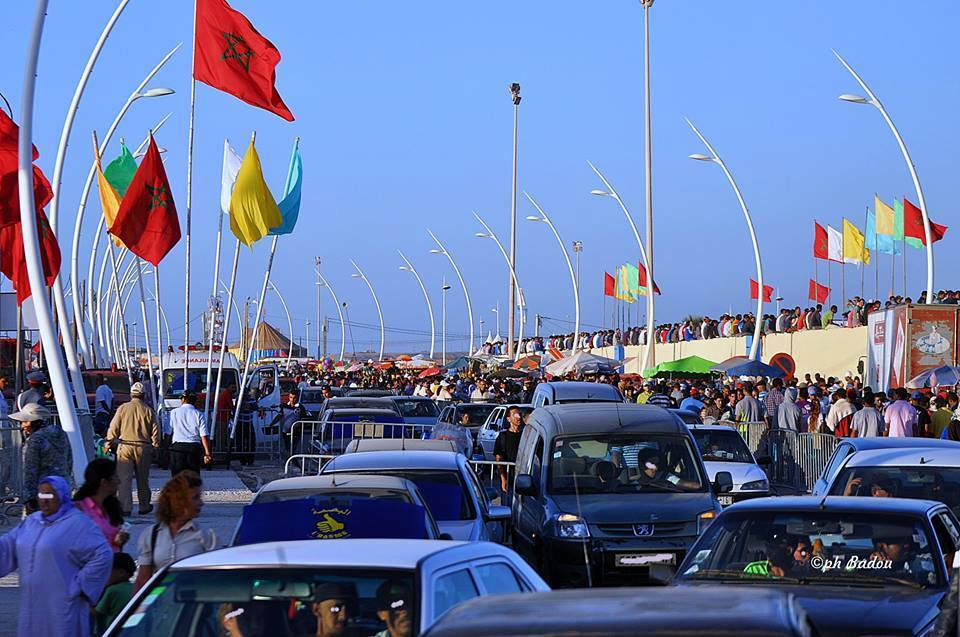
[[615, 553, 675, 567], [718, 495, 734, 506]]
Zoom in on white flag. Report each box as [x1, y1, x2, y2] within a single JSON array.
[[826, 224, 844, 263], [220, 139, 243, 216]]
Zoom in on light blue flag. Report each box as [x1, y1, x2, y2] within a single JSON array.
[[865, 210, 878, 250], [876, 232, 901, 255], [866, 210, 901, 255], [269, 142, 302, 236]]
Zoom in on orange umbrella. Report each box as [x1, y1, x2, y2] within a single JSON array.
[[512, 355, 541, 370], [418, 366, 444, 379]]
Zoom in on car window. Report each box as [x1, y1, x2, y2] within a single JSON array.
[[433, 569, 479, 620], [933, 513, 960, 555], [485, 408, 504, 432], [828, 466, 960, 518], [823, 444, 853, 482], [474, 562, 524, 594], [394, 399, 440, 418], [692, 429, 754, 463]]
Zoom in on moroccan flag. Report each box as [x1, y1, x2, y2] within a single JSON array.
[[903, 198, 947, 247], [637, 261, 660, 295], [813, 222, 829, 260], [194, 0, 294, 121], [808, 279, 830, 304], [842, 219, 870, 265], [229, 138, 282, 246], [750, 279, 773, 302], [109, 134, 181, 266], [94, 140, 124, 248], [104, 142, 137, 197], [603, 272, 615, 297]]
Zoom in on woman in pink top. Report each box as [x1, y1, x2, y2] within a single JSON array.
[[73, 458, 129, 552]]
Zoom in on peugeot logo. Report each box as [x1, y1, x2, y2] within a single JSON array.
[[633, 524, 655, 537]]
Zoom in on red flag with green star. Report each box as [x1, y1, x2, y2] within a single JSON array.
[[193, 0, 294, 121], [109, 134, 181, 266]]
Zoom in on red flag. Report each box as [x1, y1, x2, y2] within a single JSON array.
[[903, 198, 947, 246], [194, 0, 294, 121], [813, 222, 829, 259], [603, 272, 615, 297], [0, 110, 61, 304], [637, 261, 661, 295], [109, 135, 181, 266], [808, 279, 830, 304], [750, 279, 773, 302]]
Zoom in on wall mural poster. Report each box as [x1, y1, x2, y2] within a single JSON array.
[[908, 307, 957, 383]]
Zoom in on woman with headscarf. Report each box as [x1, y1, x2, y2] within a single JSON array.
[[0, 475, 113, 637]]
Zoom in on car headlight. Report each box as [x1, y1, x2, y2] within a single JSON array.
[[556, 513, 590, 539], [740, 479, 769, 491]]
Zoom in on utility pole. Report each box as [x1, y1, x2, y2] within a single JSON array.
[[242, 298, 250, 361], [507, 82, 521, 358], [534, 313, 541, 337], [315, 256, 321, 360], [441, 280, 450, 365], [322, 316, 328, 359]]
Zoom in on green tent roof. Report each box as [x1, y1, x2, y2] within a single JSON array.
[[643, 355, 718, 378]]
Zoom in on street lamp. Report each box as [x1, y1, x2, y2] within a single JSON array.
[[834, 50, 934, 303], [398, 251, 435, 359], [441, 282, 452, 365], [491, 304, 500, 337], [316, 271, 346, 362], [524, 192, 580, 352], [507, 82, 522, 357], [686, 118, 764, 361], [268, 280, 294, 364], [473, 211, 527, 360], [428, 230, 475, 355], [351, 260, 385, 361]]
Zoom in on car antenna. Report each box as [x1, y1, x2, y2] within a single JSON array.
[[557, 416, 593, 588]]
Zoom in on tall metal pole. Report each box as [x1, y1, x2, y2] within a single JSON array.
[[269, 281, 294, 363], [350, 260, 385, 361], [524, 193, 580, 353], [642, 0, 656, 372], [834, 50, 934, 303], [184, 0, 199, 386], [153, 267, 165, 409], [398, 250, 435, 359], [315, 257, 321, 359], [18, 0, 86, 482], [441, 280, 450, 365], [428, 230, 474, 356], [206, 240, 240, 427], [317, 272, 345, 362], [687, 119, 764, 360], [507, 83, 521, 358], [473, 211, 526, 360]]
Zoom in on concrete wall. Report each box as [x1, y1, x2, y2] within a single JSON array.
[[591, 326, 868, 379]]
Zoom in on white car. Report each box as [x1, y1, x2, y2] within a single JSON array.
[[821, 446, 960, 518], [477, 404, 533, 461], [687, 424, 769, 506], [105, 539, 549, 637]]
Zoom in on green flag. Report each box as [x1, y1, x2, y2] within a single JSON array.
[[104, 142, 137, 197], [625, 263, 641, 295], [893, 198, 905, 241]]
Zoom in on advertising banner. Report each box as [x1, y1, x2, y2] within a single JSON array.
[[907, 306, 957, 384]]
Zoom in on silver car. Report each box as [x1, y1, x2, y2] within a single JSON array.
[[105, 539, 548, 636], [477, 404, 533, 461], [688, 424, 769, 506]]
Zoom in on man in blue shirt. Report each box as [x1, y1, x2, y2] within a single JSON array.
[[679, 387, 705, 413], [168, 390, 211, 476]]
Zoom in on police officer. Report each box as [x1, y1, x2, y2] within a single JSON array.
[[16, 371, 46, 410]]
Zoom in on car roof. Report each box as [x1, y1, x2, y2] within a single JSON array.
[[840, 437, 960, 451], [842, 447, 960, 468], [535, 403, 687, 436], [727, 495, 943, 515], [345, 439, 457, 453], [536, 381, 623, 401], [422, 587, 800, 636], [324, 408, 401, 416], [170, 539, 470, 570], [388, 396, 434, 401], [324, 449, 463, 471], [257, 473, 415, 494], [688, 424, 742, 432], [455, 403, 497, 409]]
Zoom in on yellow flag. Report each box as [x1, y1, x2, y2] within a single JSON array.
[[229, 140, 282, 246], [875, 195, 895, 236], [842, 219, 871, 265], [615, 265, 635, 303], [94, 142, 124, 248]]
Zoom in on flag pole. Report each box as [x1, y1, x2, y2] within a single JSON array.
[[18, 0, 87, 483], [202, 139, 231, 422], [184, 0, 198, 386], [106, 245, 133, 383], [902, 231, 907, 300], [154, 266, 165, 415], [207, 239, 240, 429], [134, 258, 157, 410], [861, 206, 867, 299]]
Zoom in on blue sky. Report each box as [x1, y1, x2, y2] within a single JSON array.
[[2, 1, 957, 355]]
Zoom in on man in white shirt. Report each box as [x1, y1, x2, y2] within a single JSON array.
[[435, 381, 453, 401], [168, 390, 212, 476], [94, 374, 114, 436], [470, 380, 494, 402]]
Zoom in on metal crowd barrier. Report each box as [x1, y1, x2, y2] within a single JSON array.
[[287, 420, 437, 459], [0, 420, 23, 522]]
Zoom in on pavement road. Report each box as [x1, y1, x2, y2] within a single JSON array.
[[0, 467, 255, 637]]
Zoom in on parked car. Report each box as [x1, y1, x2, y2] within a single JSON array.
[[823, 447, 960, 517], [530, 381, 623, 407], [437, 403, 498, 438], [322, 450, 510, 542], [477, 404, 533, 461], [344, 388, 397, 397], [422, 586, 816, 637], [290, 407, 406, 458], [344, 439, 458, 454], [811, 437, 960, 496], [511, 403, 731, 587], [230, 474, 445, 544], [674, 496, 960, 636], [104, 539, 548, 637], [687, 423, 770, 506], [389, 396, 442, 426]]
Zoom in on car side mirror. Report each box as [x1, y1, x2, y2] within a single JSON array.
[[515, 474, 536, 496], [754, 455, 772, 466], [714, 471, 734, 494], [485, 505, 511, 522]]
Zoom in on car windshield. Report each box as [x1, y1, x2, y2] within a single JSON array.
[[829, 466, 960, 517], [548, 434, 706, 494], [456, 405, 496, 425], [678, 511, 943, 588], [163, 368, 238, 399], [692, 429, 754, 464], [393, 399, 439, 418], [254, 489, 413, 505], [299, 390, 326, 405], [342, 469, 474, 521], [115, 568, 416, 637]]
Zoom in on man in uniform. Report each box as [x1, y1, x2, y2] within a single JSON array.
[[16, 371, 46, 410], [10, 403, 72, 513], [106, 382, 160, 515]]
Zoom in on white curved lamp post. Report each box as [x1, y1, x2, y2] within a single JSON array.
[[472, 211, 527, 360], [316, 272, 346, 362], [268, 280, 294, 364], [398, 251, 435, 359], [428, 230, 474, 356], [350, 260, 385, 361]]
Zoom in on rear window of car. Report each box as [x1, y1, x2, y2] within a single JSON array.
[[393, 399, 440, 418], [338, 469, 474, 521]]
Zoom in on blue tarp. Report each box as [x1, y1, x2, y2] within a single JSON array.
[[235, 496, 428, 545], [714, 358, 785, 379]]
